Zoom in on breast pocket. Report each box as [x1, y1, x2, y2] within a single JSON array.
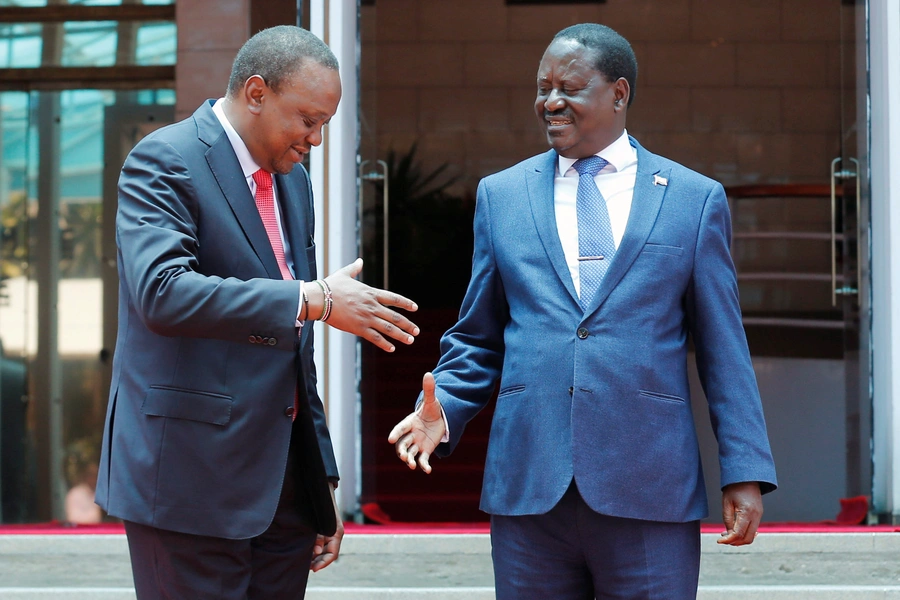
[[642, 243, 683, 256]]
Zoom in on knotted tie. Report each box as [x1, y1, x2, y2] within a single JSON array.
[[252, 168, 298, 420], [252, 169, 293, 281], [573, 156, 615, 309]]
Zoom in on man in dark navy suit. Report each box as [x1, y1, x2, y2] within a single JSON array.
[[96, 26, 419, 599], [390, 23, 776, 599]]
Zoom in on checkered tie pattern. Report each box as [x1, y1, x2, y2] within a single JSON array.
[[252, 169, 293, 281], [252, 169, 299, 420], [573, 156, 615, 309]]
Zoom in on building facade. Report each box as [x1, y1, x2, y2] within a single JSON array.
[[1, 0, 899, 526]]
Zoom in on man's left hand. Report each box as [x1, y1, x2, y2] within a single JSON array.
[[310, 485, 344, 571], [718, 481, 763, 546]]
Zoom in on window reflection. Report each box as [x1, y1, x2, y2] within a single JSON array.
[[0, 88, 174, 524]]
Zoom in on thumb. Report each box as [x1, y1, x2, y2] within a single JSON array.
[[422, 372, 437, 405], [337, 258, 363, 278]]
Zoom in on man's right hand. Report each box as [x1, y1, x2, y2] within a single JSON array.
[[306, 258, 419, 353], [388, 372, 447, 474]]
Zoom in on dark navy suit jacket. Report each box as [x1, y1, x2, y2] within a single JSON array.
[[95, 100, 338, 539], [432, 139, 777, 522]]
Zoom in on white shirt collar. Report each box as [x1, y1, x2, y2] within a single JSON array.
[[211, 98, 263, 180], [557, 129, 635, 176]]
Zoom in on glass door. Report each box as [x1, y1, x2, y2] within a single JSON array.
[[836, 0, 870, 507]]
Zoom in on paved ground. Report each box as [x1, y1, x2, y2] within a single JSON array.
[[2, 533, 900, 598]]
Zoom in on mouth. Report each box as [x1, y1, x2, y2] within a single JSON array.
[[545, 114, 574, 131], [291, 146, 309, 161]]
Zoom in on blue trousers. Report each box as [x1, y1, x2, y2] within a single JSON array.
[[491, 481, 701, 600]]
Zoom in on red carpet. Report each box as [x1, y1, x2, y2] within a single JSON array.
[[1, 520, 898, 535]]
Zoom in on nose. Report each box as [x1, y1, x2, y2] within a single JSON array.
[[308, 124, 324, 147], [544, 89, 565, 112]]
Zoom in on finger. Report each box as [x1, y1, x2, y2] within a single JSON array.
[[417, 450, 433, 475], [375, 318, 417, 346], [406, 444, 419, 469], [395, 434, 412, 462], [422, 372, 437, 403], [362, 329, 396, 353], [388, 416, 413, 444], [377, 290, 418, 313], [312, 534, 325, 556], [310, 541, 337, 571]]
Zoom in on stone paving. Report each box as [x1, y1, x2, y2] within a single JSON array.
[[2, 533, 900, 598]]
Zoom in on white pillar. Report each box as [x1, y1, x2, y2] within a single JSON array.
[[870, 0, 900, 520], [308, 0, 361, 519]]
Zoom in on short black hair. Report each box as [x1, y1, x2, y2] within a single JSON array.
[[553, 23, 638, 107], [226, 25, 339, 97]]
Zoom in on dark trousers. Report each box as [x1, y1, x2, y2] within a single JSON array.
[[124, 432, 319, 600], [490, 481, 701, 600]]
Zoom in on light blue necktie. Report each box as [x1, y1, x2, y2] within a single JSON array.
[[573, 156, 615, 309]]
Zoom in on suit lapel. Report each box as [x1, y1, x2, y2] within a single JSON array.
[[527, 149, 580, 306], [274, 171, 313, 282], [197, 102, 283, 281], [583, 138, 670, 316], [274, 170, 315, 348]]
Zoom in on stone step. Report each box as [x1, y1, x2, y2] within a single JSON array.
[[1, 532, 898, 598]]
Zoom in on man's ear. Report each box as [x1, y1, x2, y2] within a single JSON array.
[[613, 77, 630, 110], [245, 75, 267, 115]]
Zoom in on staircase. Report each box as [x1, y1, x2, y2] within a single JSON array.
[[360, 308, 495, 523]]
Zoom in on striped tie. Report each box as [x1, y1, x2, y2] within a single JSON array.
[[573, 156, 615, 309]]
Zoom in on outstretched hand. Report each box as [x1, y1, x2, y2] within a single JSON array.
[[718, 482, 763, 546], [388, 372, 447, 474], [319, 258, 419, 353]]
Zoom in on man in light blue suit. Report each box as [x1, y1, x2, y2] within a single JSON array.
[[390, 23, 776, 599], [96, 26, 419, 599]]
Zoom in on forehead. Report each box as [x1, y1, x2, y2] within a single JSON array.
[[537, 39, 601, 81], [278, 60, 342, 117]]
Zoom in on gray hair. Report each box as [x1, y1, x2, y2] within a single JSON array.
[[226, 25, 339, 97]]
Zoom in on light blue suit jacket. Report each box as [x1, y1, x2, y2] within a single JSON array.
[[432, 138, 777, 522], [95, 101, 338, 539]]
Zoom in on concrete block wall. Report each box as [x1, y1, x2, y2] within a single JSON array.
[[361, 0, 848, 191]]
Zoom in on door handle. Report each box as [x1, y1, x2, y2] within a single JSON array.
[[358, 159, 390, 288], [830, 157, 860, 306]]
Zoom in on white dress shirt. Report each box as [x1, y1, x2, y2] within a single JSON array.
[[554, 129, 638, 299], [211, 98, 305, 324]]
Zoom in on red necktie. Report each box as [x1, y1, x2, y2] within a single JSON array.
[[252, 169, 298, 420], [252, 169, 294, 281]]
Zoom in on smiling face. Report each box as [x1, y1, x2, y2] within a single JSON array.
[[237, 58, 342, 175], [534, 38, 628, 159]]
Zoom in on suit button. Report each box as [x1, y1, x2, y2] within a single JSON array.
[[249, 335, 256, 343], [268, 338, 277, 346], [568, 386, 574, 395], [256, 336, 264, 344], [284, 406, 295, 417], [577, 327, 589, 339]]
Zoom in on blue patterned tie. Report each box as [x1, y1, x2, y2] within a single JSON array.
[[573, 156, 615, 309]]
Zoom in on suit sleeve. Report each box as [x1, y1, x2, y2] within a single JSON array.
[[116, 135, 300, 348], [430, 179, 509, 456], [686, 183, 777, 494]]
